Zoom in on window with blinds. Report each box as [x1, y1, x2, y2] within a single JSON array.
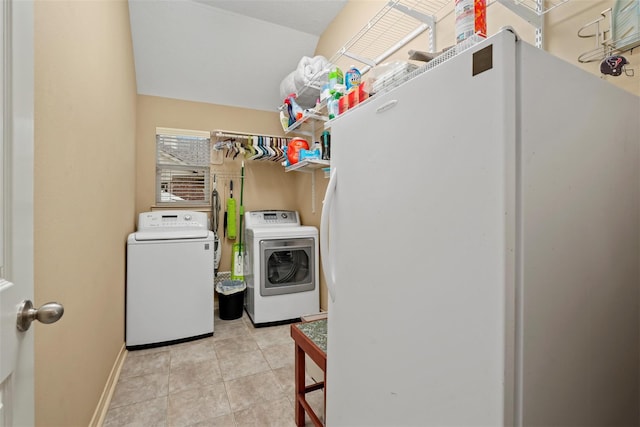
[[156, 128, 211, 205]]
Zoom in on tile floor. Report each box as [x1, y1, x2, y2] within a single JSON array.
[[103, 309, 324, 427]]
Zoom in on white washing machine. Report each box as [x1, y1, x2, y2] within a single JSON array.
[[244, 210, 319, 326], [126, 210, 214, 349]]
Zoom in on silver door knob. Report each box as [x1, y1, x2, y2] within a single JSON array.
[[16, 300, 64, 332]]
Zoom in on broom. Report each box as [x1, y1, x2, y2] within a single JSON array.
[[231, 162, 245, 281]]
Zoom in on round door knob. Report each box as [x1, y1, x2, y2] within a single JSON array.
[[16, 300, 64, 332]]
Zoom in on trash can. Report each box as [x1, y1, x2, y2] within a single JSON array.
[[216, 280, 246, 320]]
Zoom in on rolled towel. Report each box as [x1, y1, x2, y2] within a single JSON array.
[[280, 55, 331, 109], [292, 56, 313, 88], [279, 71, 297, 102], [293, 55, 330, 89]]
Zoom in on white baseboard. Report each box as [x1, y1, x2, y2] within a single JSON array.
[[89, 343, 127, 427]]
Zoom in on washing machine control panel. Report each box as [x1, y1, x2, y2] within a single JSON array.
[[137, 210, 208, 231], [245, 210, 300, 227]]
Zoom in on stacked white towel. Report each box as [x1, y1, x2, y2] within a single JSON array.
[[280, 55, 331, 109]]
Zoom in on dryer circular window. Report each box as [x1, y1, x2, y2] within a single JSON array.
[[244, 210, 319, 326], [261, 238, 315, 296]]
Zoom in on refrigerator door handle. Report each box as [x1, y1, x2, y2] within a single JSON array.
[[321, 167, 337, 302], [375, 99, 398, 114]]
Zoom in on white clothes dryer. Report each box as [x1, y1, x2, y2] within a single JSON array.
[[244, 210, 319, 326], [126, 211, 214, 349]]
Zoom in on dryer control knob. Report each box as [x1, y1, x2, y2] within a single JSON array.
[[184, 214, 192, 221]]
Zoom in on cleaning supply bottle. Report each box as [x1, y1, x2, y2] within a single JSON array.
[[279, 110, 289, 131], [328, 67, 344, 94], [455, 0, 487, 43], [327, 92, 341, 120], [321, 131, 331, 160], [345, 66, 361, 90], [284, 93, 304, 125]]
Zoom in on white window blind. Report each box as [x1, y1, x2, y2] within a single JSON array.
[[156, 128, 210, 205]]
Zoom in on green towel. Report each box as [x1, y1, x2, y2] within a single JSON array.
[[226, 198, 236, 239]]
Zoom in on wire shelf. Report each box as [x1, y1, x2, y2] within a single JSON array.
[[497, 0, 569, 15], [287, 0, 453, 111], [369, 33, 485, 98], [330, 0, 451, 71], [283, 0, 571, 119], [285, 159, 330, 173], [414, 33, 485, 72]]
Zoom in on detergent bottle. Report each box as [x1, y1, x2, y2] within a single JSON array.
[[345, 67, 361, 90], [328, 67, 344, 94], [327, 92, 341, 120], [284, 93, 304, 125]]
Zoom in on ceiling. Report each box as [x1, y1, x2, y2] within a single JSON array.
[[128, 0, 348, 112]]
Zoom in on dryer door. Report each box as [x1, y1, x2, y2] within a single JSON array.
[[260, 237, 315, 296]]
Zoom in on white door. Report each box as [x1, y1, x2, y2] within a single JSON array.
[[0, 1, 43, 426]]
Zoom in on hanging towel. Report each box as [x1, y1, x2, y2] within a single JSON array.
[[226, 181, 237, 239], [226, 197, 236, 240]]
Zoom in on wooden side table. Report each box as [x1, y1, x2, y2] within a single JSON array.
[[290, 319, 327, 427]]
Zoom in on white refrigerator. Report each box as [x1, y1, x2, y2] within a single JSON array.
[[321, 29, 640, 426]]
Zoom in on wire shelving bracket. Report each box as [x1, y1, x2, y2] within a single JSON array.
[[496, 0, 570, 48]]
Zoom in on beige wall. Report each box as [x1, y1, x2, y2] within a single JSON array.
[[546, 0, 639, 95], [135, 95, 300, 272], [30, 1, 639, 423], [135, 0, 640, 315], [34, 0, 137, 425], [290, 167, 326, 306], [134, 96, 332, 307]]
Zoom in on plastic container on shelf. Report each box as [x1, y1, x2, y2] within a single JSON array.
[[358, 82, 369, 103], [286, 137, 310, 165], [345, 66, 362, 90], [320, 83, 331, 102], [328, 93, 341, 119], [347, 87, 359, 109], [321, 131, 331, 160], [328, 67, 344, 94], [454, 0, 487, 44], [338, 94, 349, 115], [367, 61, 418, 96]]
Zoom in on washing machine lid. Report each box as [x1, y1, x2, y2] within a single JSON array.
[[133, 229, 211, 241]]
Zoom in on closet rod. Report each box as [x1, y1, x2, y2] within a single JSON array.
[[212, 129, 292, 140], [211, 173, 243, 179]]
